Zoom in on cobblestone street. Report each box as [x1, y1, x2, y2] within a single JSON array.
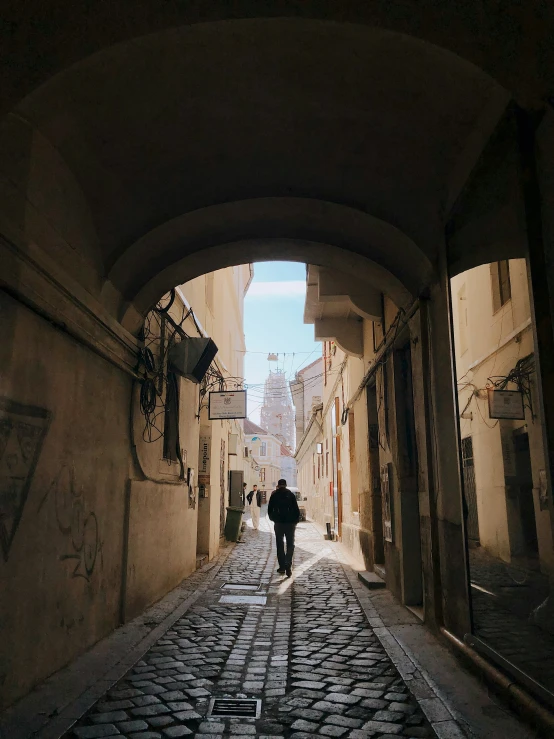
[[65, 514, 435, 739]]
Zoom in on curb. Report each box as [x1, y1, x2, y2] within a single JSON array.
[[0, 543, 235, 739]]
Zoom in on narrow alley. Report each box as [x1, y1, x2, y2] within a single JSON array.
[[3, 513, 535, 739], [4, 5, 554, 736]]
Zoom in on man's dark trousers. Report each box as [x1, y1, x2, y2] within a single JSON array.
[[274, 522, 297, 569]]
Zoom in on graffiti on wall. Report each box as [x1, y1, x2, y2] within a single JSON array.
[[0, 397, 51, 561], [38, 465, 103, 581]]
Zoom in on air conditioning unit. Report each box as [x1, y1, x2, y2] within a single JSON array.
[[168, 337, 218, 383]]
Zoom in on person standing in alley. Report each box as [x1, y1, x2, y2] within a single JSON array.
[[268, 479, 300, 577], [246, 484, 262, 530]]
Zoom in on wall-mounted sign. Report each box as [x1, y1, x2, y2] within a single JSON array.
[[208, 390, 247, 420], [488, 389, 525, 420], [198, 433, 211, 484]]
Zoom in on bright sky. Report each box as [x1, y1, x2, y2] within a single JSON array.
[[243, 262, 322, 424]]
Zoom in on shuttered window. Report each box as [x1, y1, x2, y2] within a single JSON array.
[[490, 260, 512, 313]]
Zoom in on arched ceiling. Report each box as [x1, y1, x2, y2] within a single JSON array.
[[0, 16, 518, 324], [2, 1, 553, 115]]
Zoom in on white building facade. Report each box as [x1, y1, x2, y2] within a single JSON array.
[[290, 357, 323, 440]]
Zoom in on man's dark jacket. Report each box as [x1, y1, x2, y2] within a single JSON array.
[[247, 489, 262, 506], [268, 487, 300, 523]]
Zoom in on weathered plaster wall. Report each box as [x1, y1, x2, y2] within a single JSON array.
[[0, 291, 129, 708], [124, 480, 196, 621]]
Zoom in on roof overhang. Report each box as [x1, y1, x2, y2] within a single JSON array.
[[304, 265, 383, 358]]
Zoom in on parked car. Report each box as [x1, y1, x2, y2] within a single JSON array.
[[290, 488, 307, 521]]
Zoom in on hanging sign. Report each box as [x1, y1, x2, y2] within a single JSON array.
[[208, 390, 247, 420], [487, 389, 525, 420]]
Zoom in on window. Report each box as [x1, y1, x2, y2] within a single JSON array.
[[260, 442, 267, 456], [326, 452, 329, 478], [317, 454, 321, 479], [163, 372, 179, 462], [260, 467, 266, 482], [313, 454, 316, 484], [244, 446, 249, 458], [490, 260, 511, 313]]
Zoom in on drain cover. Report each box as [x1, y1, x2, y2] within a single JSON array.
[[208, 697, 261, 718], [221, 583, 260, 591], [219, 594, 267, 605]]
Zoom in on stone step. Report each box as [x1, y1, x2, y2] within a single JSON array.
[[196, 554, 208, 570], [358, 570, 386, 589]]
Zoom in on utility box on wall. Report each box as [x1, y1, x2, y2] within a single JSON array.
[[229, 469, 244, 507], [228, 433, 239, 456]]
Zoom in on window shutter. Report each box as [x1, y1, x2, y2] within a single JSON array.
[[499, 260, 511, 306], [490, 262, 501, 313]]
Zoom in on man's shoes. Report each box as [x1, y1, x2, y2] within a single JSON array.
[[277, 568, 286, 574], [286, 567, 292, 578]]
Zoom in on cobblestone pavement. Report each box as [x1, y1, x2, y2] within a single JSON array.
[[469, 548, 554, 692], [65, 513, 434, 739]]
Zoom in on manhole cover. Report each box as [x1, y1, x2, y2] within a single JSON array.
[[221, 583, 260, 591], [219, 594, 267, 605], [208, 698, 261, 718]]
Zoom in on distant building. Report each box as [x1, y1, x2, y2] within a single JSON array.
[[243, 419, 283, 495], [290, 357, 323, 442], [279, 442, 297, 487], [244, 419, 297, 491], [260, 370, 296, 451]]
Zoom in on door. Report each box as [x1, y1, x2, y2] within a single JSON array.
[[461, 437, 480, 543], [513, 431, 539, 556], [367, 384, 384, 566], [330, 396, 342, 537], [395, 343, 423, 607], [228, 469, 244, 507]]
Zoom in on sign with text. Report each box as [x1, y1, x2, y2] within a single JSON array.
[[209, 390, 247, 420], [488, 389, 525, 420], [198, 434, 211, 484]]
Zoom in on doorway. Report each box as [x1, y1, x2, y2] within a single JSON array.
[[394, 342, 423, 608], [512, 429, 539, 559], [330, 396, 342, 538], [366, 383, 385, 571], [461, 436, 480, 545]]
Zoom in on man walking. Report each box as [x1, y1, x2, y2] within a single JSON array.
[[246, 484, 262, 530], [268, 479, 300, 577]]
